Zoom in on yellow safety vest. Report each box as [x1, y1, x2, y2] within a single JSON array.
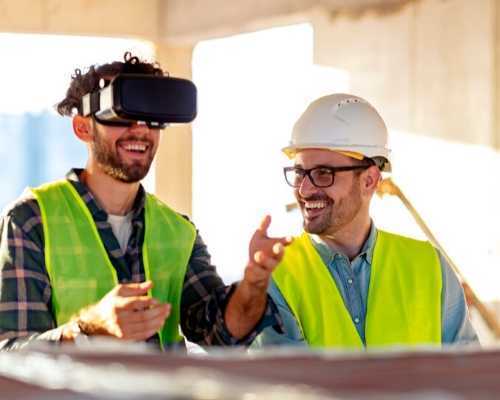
[[32, 180, 196, 347], [273, 230, 442, 348]]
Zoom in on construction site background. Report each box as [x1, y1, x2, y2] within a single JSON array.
[[1, 0, 500, 345]]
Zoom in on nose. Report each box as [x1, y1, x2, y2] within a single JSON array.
[[129, 122, 150, 133], [297, 174, 317, 198]]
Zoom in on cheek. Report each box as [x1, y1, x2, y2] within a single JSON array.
[[101, 124, 127, 137], [95, 131, 122, 149], [324, 190, 337, 204], [151, 131, 161, 149], [338, 175, 359, 193], [151, 139, 160, 154]]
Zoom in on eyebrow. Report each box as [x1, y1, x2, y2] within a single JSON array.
[[293, 164, 334, 169]]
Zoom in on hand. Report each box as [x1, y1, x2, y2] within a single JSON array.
[[224, 215, 293, 339], [244, 215, 293, 293], [65, 281, 171, 341]]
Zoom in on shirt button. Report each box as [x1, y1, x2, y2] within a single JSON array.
[[347, 278, 353, 285], [354, 317, 360, 324]]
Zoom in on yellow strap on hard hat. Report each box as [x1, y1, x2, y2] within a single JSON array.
[[285, 148, 366, 161], [334, 150, 365, 160]]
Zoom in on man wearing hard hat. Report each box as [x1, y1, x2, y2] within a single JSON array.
[[256, 94, 478, 348]]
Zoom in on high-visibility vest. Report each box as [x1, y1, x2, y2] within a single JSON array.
[[273, 230, 442, 348], [32, 180, 196, 347]]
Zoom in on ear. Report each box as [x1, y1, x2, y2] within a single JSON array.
[[361, 165, 381, 196], [72, 115, 93, 143]]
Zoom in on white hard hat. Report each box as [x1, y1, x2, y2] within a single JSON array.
[[283, 93, 391, 172]]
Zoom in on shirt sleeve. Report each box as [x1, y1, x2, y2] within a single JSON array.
[[179, 228, 283, 346], [0, 197, 64, 350], [439, 251, 480, 345]]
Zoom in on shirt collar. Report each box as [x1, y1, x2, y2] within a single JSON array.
[[309, 221, 378, 265], [66, 168, 146, 222]]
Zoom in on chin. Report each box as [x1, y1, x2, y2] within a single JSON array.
[[303, 222, 325, 235]]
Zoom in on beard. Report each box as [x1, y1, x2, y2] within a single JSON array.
[[300, 176, 363, 235], [91, 129, 155, 183]]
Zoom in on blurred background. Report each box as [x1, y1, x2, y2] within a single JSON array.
[[1, 0, 499, 341]]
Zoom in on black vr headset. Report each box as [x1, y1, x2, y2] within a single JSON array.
[[80, 74, 197, 128]]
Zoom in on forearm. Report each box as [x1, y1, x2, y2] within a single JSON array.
[[181, 283, 238, 346], [224, 280, 267, 339], [0, 197, 62, 351], [180, 231, 239, 346], [222, 235, 287, 341], [0, 326, 66, 351], [181, 283, 283, 347], [180, 227, 284, 346]]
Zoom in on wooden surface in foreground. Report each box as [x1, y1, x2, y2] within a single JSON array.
[[1, 344, 499, 399]]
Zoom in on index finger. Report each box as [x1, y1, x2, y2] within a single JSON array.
[[276, 236, 294, 246], [116, 281, 153, 297], [119, 295, 159, 311], [256, 215, 272, 234]]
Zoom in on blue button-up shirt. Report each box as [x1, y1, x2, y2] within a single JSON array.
[[255, 224, 479, 347]]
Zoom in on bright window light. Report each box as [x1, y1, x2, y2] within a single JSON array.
[[372, 131, 500, 302], [0, 33, 154, 114], [0, 33, 155, 207], [193, 22, 499, 306], [192, 24, 350, 283]]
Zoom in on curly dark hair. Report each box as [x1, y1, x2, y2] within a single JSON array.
[[56, 51, 165, 116]]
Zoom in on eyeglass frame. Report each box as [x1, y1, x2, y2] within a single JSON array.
[[283, 164, 373, 188]]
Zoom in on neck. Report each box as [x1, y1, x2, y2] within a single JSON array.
[[81, 166, 139, 216], [320, 214, 371, 261]]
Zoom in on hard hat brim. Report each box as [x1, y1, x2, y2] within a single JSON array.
[[282, 144, 391, 172]]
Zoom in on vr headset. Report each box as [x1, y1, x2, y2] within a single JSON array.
[[80, 74, 197, 128]]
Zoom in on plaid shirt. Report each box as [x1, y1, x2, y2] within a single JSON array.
[[0, 169, 282, 350]]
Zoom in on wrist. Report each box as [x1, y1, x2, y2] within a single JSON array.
[[225, 282, 269, 340], [61, 319, 84, 342], [70, 305, 106, 337], [239, 276, 267, 298], [234, 280, 267, 313]]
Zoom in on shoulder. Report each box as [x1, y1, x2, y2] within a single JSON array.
[[145, 194, 196, 226], [376, 229, 428, 245], [375, 229, 437, 254], [373, 230, 441, 280], [0, 189, 45, 257], [1, 188, 42, 230], [179, 213, 196, 229]]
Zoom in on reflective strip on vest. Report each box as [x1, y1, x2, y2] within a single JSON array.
[[272, 231, 442, 348], [32, 180, 196, 347]]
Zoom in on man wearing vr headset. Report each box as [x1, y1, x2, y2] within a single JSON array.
[[0, 52, 289, 349]]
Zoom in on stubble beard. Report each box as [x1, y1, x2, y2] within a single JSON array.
[[301, 177, 363, 236], [92, 130, 154, 183]]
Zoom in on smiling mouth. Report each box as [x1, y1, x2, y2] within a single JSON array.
[[304, 200, 328, 210], [119, 141, 150, 154], [301, 199, 331, 218]]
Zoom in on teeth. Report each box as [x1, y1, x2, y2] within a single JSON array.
[[123, 143, 147, 152], [305, 201, 327, 209]]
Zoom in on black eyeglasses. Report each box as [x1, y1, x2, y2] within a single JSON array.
[[283, 165, 371, 188]]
